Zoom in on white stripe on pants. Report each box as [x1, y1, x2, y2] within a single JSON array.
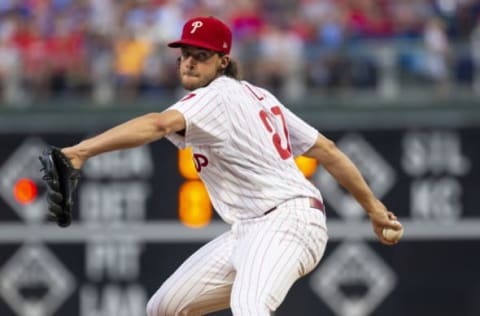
[[146, 197, 328, 316]]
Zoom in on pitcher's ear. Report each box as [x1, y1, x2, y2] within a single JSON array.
[[220, 55, 230, 69]]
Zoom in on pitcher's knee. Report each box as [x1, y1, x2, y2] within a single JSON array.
[[230, 296, 272, 316], [146, 294, 162, 316], [146, 290, 177, 316], [147, 289, 199, 316]]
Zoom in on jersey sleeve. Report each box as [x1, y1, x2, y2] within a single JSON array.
[[164, 130, 187, 149], [260, 89, 318, 156], [165, 87, 228, 148], [281, 106, 319, 157]]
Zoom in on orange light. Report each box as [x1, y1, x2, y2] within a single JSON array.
[[178, 148, 200, 180], [295, 156, 318, 178], [14, 178, 38, 205], [179, 180, 212, 228]]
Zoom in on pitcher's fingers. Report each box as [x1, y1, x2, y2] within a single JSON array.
[[388, 219, 403, 230], [386, 211, 398, 221]]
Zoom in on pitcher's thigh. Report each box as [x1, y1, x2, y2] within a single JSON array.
[[147, 232, 236, 316], [231, 211, 327, 314], [231, 233, 306, 314]]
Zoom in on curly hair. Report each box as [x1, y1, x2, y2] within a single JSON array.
[[223, 58, 241, 80]]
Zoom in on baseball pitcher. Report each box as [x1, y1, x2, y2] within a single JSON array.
[[40, 16, 402, 316]]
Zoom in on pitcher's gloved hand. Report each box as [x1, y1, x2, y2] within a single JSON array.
[[38, 146, 80, 227]]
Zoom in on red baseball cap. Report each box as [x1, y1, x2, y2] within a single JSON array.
[[168, 16, 232, 54]]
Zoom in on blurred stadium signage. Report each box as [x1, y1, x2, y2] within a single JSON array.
[[0, 138, 49, 223], [0, 121, 478, 316]]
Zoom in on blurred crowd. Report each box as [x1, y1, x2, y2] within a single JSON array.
[[0, 0, 480, 107]]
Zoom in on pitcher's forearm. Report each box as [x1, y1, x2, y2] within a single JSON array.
[[321, 150, 379, 213], [71, 113, 165, 160], [64, 110, 186, 168], [75, 114, 164, 158], [305, 134, 379, 214]]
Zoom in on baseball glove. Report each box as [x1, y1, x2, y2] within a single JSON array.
[[38, 146, 80, 227]]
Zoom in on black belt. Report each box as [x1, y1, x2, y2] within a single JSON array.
[[264, 198, 325, 215]]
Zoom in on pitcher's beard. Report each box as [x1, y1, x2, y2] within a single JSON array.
[[180, 73, 217, 91], [180, 75, 202, 91]]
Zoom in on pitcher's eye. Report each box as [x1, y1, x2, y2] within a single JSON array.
[[195, 52, 210, 61], [181, 49, 214, 62]]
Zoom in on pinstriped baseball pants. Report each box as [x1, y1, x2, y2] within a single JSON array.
[[146, 197, 328, 316]]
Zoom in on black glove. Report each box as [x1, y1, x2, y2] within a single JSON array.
[[38, 146, 80, 227]]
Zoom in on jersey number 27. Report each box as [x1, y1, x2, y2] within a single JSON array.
[[259, 106, 292, 160]]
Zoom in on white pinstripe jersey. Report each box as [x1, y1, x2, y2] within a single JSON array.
[[165, 76, 323, 224]]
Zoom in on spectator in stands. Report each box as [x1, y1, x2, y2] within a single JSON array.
[[229, 0, 265, 80], [0, 0, 479, 105], [345, 0, 394, 38], [87, 31, 114, 106], [0, 15, 22, 106], [423, 16, 451, 96], [113, 27, 152, 101], [255, 21, 305, 101], [470, 15, 480, 94], [10, 15, 50, 101], [389, 0, 426, 38], [304, 2, 348, 92], [45, 14, 88, 98], [88, 0, 116, 37]]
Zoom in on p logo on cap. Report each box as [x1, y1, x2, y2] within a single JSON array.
[[190, 21, 203, 34], [168, 16, 232, 55]]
